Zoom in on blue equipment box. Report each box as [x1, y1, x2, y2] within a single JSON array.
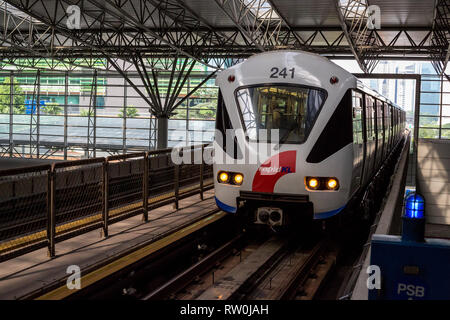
[[369, 234, 450, 300]]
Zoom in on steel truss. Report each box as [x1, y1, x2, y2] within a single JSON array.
[[335, 0, 383, 73], [430, 0, 450, 80], [214, 0, 301, 50], [0, 1, 443, 71], [131, 55, 217, 148]]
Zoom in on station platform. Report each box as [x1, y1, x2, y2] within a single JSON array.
[[0, 189, 223, 300], [425, 223, 450, 239]]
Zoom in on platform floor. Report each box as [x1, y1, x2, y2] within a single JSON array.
[[0, 190, 217, 299], [425, 223, 450, 239]]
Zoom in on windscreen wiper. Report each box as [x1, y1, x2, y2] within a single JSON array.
[[274, 121, 298, 149]]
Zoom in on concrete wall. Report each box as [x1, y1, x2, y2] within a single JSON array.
[[417, 139, 450, 225]]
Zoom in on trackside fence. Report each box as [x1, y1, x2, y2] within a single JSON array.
[[0, 144, 213, 261]]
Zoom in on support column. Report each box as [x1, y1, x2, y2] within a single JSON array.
[[9, 72, 13, 157], [64, 72, 68, 160], [157, 116, 168, 149]]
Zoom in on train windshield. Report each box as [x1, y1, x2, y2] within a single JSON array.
[[236, 85, 326, 144]]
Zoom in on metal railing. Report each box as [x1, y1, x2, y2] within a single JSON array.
[[0, 144, 213, 261]]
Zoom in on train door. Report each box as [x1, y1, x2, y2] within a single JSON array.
[[376, 100, 384, 168], [363, 95, 376, 185], [351, 90, 364, 194]]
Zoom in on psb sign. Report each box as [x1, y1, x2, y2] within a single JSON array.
[[396, 282, 426, 299]]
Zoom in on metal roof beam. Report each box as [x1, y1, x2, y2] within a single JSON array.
[[335, 0, 381, 73], [266, 0, 305, 46], [430, 0, 450, 79], [0, 3, 109, 71], [213, 0, 300, 51]]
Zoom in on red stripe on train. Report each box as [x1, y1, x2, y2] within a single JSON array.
[[252, 150, 297, 193]]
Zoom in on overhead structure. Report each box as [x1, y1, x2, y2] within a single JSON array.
[[0, 0, 446, 70], [430, 0, 450, 80], [335, 0, 382, 73], [213, 0, 303, 50]]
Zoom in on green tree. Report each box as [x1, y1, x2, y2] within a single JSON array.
[[172, 108, 187, 119], [194, 87, 217, 98], [0, 77, 26, 114], [442, 122, 450, 139], [42, 102, 62, 115], [118, 106, 139, 118], [80, 109, 94, 117], [189, 101, 216, 120], [419, 128, 439, 139]]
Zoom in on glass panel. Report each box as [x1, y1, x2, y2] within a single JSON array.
[[441, 128, 450, 139], [443, 106, 450, 117], [421, 93, 441, 104], [419, 116, 440, 128], [419, 104, 440, 116], [419, 128, 439, 139], [236, 85, 326, 144]]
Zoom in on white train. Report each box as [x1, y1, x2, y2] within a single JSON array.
[[213, 51, 405, 226]]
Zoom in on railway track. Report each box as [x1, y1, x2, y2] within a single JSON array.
[[58, 208, 237, 300], [144, 233, 336, 301]]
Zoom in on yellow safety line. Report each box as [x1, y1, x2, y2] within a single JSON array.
[[35, 210, 226, 300], [0, 181, 213, 253]]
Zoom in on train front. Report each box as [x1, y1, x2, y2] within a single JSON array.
[[213, 51, 355, 227]]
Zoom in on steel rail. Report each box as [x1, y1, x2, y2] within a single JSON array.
[[143, 233, 244, 300]]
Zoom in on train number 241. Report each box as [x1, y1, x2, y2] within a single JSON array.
[[270, 67, 295, 79]]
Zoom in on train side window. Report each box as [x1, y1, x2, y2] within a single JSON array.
[[365, 96, 376, 141], [352, 91, 363, 145], [365, 96, 371, 140], [394, 109, 397, 134], [350, 90, 364, 191], [376, 100, 384, 141], [389, 104, 394, 144], [385, 103, 390, 145]]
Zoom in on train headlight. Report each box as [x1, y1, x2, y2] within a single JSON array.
[[218, 171, 230, 183], [305, 177, 339, 191], [307, 177, 319, 190], [233, 173, 244, 185], [217, 171, 244, 185], [327, 178, 339, 190]]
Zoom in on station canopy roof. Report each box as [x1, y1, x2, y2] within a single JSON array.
[[0, 0, 448, 75]]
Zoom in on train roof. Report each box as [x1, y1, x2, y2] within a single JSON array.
[[356, 80, 404, 111], [228, 50, 404, 112]]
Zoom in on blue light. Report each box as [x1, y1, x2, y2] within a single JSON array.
[[404, 193, 425, 219]]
